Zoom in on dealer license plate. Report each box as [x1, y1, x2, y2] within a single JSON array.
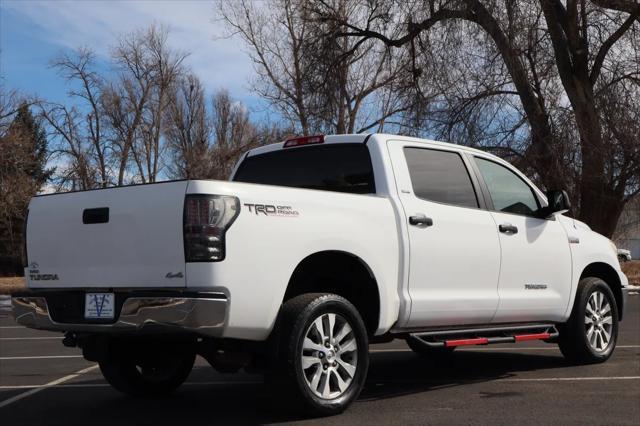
[[84, 293, 115, 319]]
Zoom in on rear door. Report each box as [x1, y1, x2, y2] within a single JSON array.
[[471, 156, 572, 323], [26, 181, 188, 288], [388, 142, 501, 327]]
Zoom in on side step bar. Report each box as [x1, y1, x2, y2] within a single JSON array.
[[408, 324, 559, 348]]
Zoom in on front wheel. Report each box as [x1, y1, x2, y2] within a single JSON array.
[[271, 293, 369, 416], [558, 277, 619, 364], [99, 339, 196, 396]]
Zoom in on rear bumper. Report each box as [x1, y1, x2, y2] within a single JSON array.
[[11, 291, 228, 337]]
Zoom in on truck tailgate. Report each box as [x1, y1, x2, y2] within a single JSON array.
[[26, 181, 188, 289]]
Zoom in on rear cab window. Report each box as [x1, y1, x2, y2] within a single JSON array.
[[403, 147, 479, 208], [233, 144, 375, 194]]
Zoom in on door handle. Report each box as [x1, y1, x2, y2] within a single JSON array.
[[499, 223, 518, 234], [409, 215, 433, 227]]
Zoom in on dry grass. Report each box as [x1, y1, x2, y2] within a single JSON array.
[[0, 276, 26, 295], [622, 260, 640, 286]]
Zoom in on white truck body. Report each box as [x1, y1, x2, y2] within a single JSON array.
[[17, 134, 629, 340]]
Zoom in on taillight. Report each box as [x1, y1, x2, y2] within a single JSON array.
[[183, 195, 240, 262], [283, 135, 324, 148]]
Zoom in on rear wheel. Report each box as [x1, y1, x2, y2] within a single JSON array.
[[270, 293, 369, 416], [99, 339, 195, 396], [558, 277, 618, 364]]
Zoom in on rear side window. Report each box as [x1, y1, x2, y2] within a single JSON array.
[[404, 147, 478, 208], [474, 157, 539, 216], [233, 144, 375, 194]]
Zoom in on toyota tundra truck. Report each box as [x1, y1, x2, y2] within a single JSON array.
[[12, 133, 630, 414]]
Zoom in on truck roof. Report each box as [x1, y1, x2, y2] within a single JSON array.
[[246, 133, 495, 160]]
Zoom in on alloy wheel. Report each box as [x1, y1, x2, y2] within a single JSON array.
[[584, 290, 613, 352], [300, 313, 358, 399]]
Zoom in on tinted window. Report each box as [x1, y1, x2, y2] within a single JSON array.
[[233, 144, 375, 194], [404, 147, 478, 208], [475, 157, 539, 216]]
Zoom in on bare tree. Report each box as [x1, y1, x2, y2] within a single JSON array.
[[40, 24, 276, 189], [103, 25, 187, 185], [164, 74, 213, 179], [136, 26, 187, 182], [210, 90, 262, 179], [0, 87, 22, 130], [218, 0, 315, 133], [218, 0, 408, 134], [311, 0, 640, 236], [40, 48, 106, 190], [166, 83, 278, 181], [40, 103, 97, 190]]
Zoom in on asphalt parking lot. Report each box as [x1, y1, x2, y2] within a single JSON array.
[[1, 296, 638, 425]]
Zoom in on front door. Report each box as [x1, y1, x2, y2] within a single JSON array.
[[388, 142, 501, 327], [472, 156, 573, 323]]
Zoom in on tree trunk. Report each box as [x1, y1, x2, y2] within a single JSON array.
[[575, 115, 626, 237], [539, 0, 629, 237]]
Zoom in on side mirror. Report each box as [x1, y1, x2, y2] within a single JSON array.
[[544, 189, 571, 216]]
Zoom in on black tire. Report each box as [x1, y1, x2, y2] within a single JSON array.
[[406, 337, 456, 358], [270, 293, 369, 416], [99, 339, 196, 396], [558, 277, 619, 364]]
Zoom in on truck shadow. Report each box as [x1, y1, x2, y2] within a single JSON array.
[[360, 349, 567, 401], [6, 349, 573, 425]]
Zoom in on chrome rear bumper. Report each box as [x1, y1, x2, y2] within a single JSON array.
[[12, 293, 228, 337]]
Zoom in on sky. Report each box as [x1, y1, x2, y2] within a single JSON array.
[[0, 0, 262, 109]]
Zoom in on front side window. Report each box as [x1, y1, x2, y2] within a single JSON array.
[[404, 147, 478, 208], [475, 157, 539, 216]]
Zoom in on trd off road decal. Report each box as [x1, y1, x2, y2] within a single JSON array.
[[244, 203, 300, 217]]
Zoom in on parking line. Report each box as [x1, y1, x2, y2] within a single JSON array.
[[500, 376, 640, 382], [0, 364, 98, 409], [0, 355, 83, 360], [0, 326, 24, 329], [1, 376, 638, 393], [0, 381, 263, 390], [0, 337, 62, 341]]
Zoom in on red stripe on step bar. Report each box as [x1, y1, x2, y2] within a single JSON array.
[[514, 332, 551, 342], [445, 338, 489, 347]]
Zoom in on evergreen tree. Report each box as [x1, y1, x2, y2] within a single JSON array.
[[0, 103, 53, 275], [10, 104, 53, 186]]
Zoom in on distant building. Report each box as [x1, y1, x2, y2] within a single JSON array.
[[614, 195, 640, 259]]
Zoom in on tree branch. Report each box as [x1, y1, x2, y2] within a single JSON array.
[[590, 9, 639, 84]]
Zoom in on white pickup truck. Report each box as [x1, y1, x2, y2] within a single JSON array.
[[13, 134, 630, 414]]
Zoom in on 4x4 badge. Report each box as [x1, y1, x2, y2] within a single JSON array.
[[166, 272, 184, 279]]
